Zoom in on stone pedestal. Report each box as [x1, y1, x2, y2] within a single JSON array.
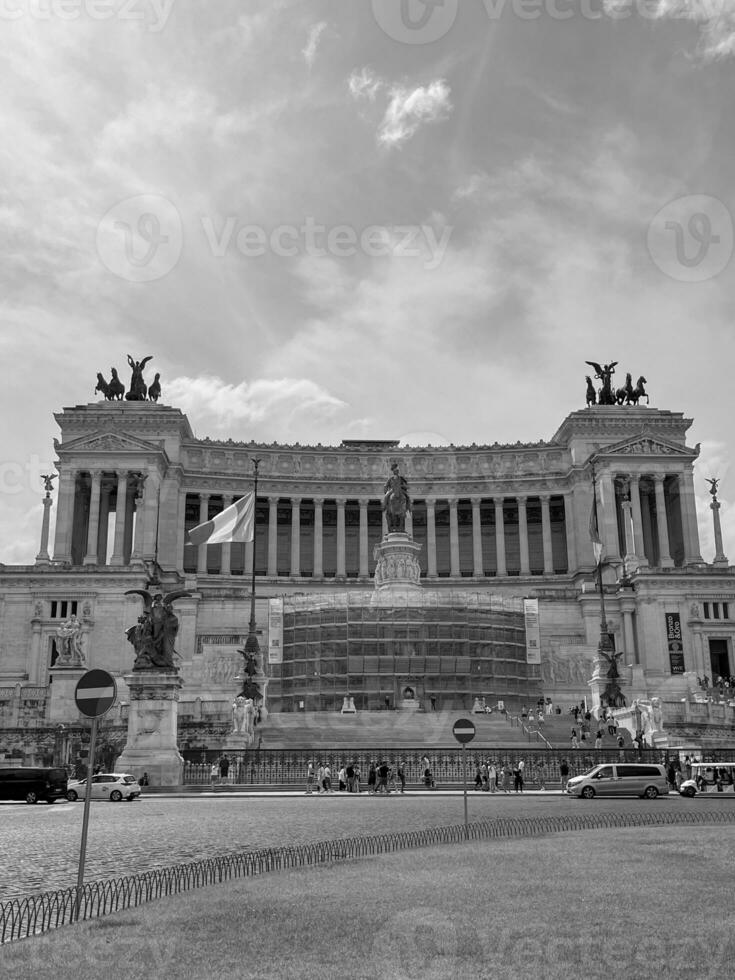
[[371, 532, 423, 603], [48, 667, 87, 723], [116, 671, 184, 786]]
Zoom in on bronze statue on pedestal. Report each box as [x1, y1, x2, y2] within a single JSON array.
[[125, 588, 191, 671], [382, 461, 411, 533]]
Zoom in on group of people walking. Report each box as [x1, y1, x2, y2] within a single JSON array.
[[306, 759, 408, 794]]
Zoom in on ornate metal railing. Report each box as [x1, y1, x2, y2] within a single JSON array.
[[2, 809, 734, 944], [181, 746, 722, 786]]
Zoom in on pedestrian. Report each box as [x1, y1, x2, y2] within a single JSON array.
[[345, 762, 355, 793], [210, 762, 219, 785], [397, 760, 406, 794], [500, 764, 511, 793], [571, 727, 579, 749], [537, 762, 547, 791], [513, 761, 523, 793], [322, 763, 332, 793], [559, 759, 570, 792], [367, 761, 377, 794], [219, 755, 230, 782], [376, 761, 390, 794], [608, 714, 617, 737], [474, 765, 483, 791], [430, 695, 437, 711], [595, 729, 603, 749], [305, 759, 315, 794], [317, 762, 325, 793], [423, 765, 435, 789], [139, 772, 150, 786], [487, 761, 496, 793], [481, 761, 489, 792], [338, 764, 346, 792]]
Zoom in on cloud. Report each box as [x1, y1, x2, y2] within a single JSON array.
[[604, 0, 735, 60], [164, 375, 347, 440], [379, 80, 452, 147], [302, 21, 329, 68], [348, 67, 384, 102]]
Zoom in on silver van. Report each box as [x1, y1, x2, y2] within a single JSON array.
[[566, 763, 669, 799]]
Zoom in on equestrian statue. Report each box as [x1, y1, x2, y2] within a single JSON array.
[[585, 362, 649, 408], [382, 461, 411, 534]]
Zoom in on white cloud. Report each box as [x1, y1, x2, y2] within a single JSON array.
[[379, 80, 452, 147], [348, 67, 384, 102], [164, 376, 347, 440], [302, 21, 329, 68], [604, 0, 735, 60]]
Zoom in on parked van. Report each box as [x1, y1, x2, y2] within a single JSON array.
[[566, 763, 668, 800], [0, 767, 68, 804]]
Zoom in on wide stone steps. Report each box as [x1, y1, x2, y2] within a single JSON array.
[[257, 710, 535, 749]]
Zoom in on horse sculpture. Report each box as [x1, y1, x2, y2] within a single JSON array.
[[382, 462, 411, 533], [108, 367, 125, 400], [631, 376, 649, 405], [615, 373, 635, 405], [148, 372, 162, 402], [95, 373, 110, 399], [585, 376, 597, 406]]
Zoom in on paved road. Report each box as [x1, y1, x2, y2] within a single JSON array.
[[1, 791, 732, 901]]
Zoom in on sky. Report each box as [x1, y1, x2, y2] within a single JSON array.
[[1, 0, 734, 564]]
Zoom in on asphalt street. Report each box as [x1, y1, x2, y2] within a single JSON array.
[[1, 791, 731, 902]]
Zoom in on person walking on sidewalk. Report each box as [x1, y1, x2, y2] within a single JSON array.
[[305, 759, 315, 795]]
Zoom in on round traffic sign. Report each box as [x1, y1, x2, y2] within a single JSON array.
[[75, 669, 117, 719], [452, 718, 476, 744]]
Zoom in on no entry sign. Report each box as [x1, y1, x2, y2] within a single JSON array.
[[452, 718, 476, 744], [74, 669, 117, 719]]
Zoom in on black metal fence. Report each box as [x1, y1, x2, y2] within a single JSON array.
[[2, 808, 734, 944], [182, 746, 733, 786]]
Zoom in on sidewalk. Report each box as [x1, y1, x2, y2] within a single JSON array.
[[146, 785, 567, 798]]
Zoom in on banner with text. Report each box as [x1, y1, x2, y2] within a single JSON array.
[[665, 612, 685, 674], [268, 598, 284, 664], [524, 598, 541, 665]]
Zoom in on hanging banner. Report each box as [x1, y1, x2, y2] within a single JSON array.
[[523, 598, 541, 665], [268, 598, 284, 664], [665, 612, 685, 674]]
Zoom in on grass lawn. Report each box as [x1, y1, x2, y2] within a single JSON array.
[[1, 825, 733, 980]]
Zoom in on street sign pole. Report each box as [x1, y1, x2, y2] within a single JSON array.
[[452, 718, 476, 842], [74, 714, 98, 922], [73, 668, 117, 923], [462, 743, 468, 840]]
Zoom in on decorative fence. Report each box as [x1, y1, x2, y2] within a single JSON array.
[[3, 808, 734, 944], [182, 746, 733, 786]]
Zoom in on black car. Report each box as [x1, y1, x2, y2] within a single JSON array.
[[0, 767, 68, 804]]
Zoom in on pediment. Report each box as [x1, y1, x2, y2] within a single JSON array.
[[599, 435, 697, 459], [57, 430, 165, 456]]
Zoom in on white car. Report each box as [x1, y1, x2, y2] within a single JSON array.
[[66, 773, 142, 802]]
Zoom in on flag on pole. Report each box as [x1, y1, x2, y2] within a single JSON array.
[[188, 492, 255, 546], [589, 490, 603, 565]]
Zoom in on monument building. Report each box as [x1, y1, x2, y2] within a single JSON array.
[[0, 360, 734, 754]]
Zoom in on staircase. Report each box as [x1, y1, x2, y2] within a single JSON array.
[[536, 712, 634, 749], [257, 709, 534, 750]]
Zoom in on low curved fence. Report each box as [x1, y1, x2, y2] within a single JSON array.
[[2, 808, 734, 944]]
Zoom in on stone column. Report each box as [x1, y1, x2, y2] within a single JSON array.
[[313, 498, 324, 578], [196, 493, 210, 575], [29, 615, 43, 685], [123, 482, 136, 564], [653, 474, 674, 568], [83, 471, 102, 564], [710, 495, 729, 567], [426, 499, 438, 578], [35, 495, 53, 565], [336, 498, 346, 578], [290, 497, 301, 577], [131, 475, 147, 565], [517, 496, 530, 575], [621, 603, 638, 665], [52, 467, 76, 563], [678, 471, 703, 563], [405, 508, 414, 538], [564, 490, 577, 573], [540, 495, 554, 575], [98, 483, 112, 566], [471, 497, 483, 577], [629, 475, 647, 566], [109, 471, 128, 566], [220, 494, 233, 576], [494, 497, 507, 576], [621, 494, 636, 562], [267, 497, 278, 576], [599, 471, 621, 563], [449, 498, 460, 577], [359, 498, 369, 578]]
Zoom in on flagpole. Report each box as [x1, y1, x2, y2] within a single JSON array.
[[244, 458, 261, 663]]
